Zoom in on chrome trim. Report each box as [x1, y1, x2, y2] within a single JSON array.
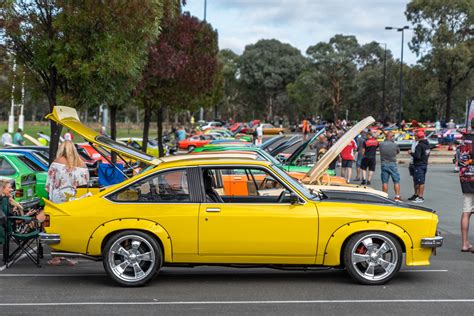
[[39, 232, 60, 245], [20, 197, 41, 210], [421, 236, 444, 248], [206, 208, 221, 212]]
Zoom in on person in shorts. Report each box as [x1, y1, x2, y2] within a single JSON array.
[[458, 133, 474, 252], [379, 131, 401, 200], [360, 132, 378, 185], [408, 131, 430, 203], [340, 138, 357, 183], [354, 131, 367, 181]]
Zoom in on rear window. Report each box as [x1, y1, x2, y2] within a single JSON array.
[[0, 158, 15, 176], [18, 156, 45, 172]]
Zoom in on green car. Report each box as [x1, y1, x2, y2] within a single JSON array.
[[0, 152, 47, 208]]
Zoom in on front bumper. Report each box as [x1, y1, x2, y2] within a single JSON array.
[[421, 236, 444, 248], [39, 232, 61, 245]]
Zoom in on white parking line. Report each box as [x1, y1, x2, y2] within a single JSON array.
[[0, 299, 474, 306]]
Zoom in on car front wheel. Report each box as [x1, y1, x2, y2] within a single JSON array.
[[343, 232, 402, 285], [103, 230, 162, 287]]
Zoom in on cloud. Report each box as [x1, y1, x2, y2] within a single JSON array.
[[185, 0, 417, 64]]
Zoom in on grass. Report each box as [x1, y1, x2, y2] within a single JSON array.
[[0, 121, 161, 146]]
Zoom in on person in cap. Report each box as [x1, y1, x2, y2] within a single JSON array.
[[360, 132, 379, 185], [408, 130, 430, 203]]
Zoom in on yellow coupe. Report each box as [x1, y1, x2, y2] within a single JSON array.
[[40, 106, 443, 287]]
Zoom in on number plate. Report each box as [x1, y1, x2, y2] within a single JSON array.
[[27, 188, 33, 197]]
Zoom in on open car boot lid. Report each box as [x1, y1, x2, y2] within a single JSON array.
[[302, 116, 375, 184], [46, 106, 161, 165]]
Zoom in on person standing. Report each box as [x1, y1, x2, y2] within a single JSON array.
[[256, 123, 263, 145], [458, 133, 474, 252], [354, 131, 367, 181], [408, 131, 430, 203], [379, 131, 401, 200], [301, 118, 310, 141], [340, 138, 357, 183], [177, 125, 186, 141], [1, 129, 12, 146], [360, 132, 378, 185], [64, 129, 74, 141], [13, 128, 25, 145]]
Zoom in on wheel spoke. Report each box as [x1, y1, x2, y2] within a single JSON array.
[[113, 246, 130, 258], [376, 242, 391, 255], [114, 260, 130, 275], [361, 238, 373, 248], [352, 253, 370, 264], [132, 262, 145, 279], [378, 258, 395, 272], [131, 240, 141, 250], [137, 251, 153, 262], [364, 264, 375, 278]]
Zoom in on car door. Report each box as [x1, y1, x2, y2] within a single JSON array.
[[106, 168, 201, 261], [198, 166, 318, 264]]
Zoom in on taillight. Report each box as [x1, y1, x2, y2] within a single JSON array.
[[15, 189, 23, 198], [43, 215, 50, 227]]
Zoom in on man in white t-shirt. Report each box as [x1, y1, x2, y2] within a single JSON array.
[[1, 129, 12, 146]]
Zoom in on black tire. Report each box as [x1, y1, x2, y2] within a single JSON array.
[[343, 231, 402, 285], [103, 230, 162, 287], [187, 145, 196, 152]]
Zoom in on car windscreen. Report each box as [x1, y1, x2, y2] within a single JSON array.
[[271, 164, 317, 200], [95, 135, 155, 162]]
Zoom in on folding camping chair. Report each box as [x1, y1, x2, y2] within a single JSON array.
[[1, 197, 43, 268]]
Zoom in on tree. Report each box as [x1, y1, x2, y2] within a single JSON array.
[[406, 0, 474, 120], [218, 49, 242, 119], [239, 39, 306, 121], [2, 0, 66, 161], [306, 35, 360, 120], [137, 12, 219, 156]]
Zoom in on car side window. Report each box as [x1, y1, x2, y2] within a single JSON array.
[[109, 169, 190, 203], [0, 158, 15, 176], [202, 167, 292, 204]]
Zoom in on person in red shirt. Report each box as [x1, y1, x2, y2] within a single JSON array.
[[340, 138, 357, 183], [360, 132, 379, 185]]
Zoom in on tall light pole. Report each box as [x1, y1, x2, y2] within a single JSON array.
[[375, 42, 387, 120], [385, 26, 409, 124]]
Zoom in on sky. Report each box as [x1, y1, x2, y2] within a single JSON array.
[[184, 0, 419, 65]]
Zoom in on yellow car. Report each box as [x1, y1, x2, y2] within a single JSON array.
[[40, 106, 443, 287]]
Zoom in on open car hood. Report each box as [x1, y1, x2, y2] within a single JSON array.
[[302, 116, 375, 184], [285, 128, 325, 165], [46, 106, 161, 165]]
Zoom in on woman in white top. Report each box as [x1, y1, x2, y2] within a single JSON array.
[[46, 140, 89, 203]]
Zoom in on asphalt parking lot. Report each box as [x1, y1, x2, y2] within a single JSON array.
[[1, 164, 474, 315]]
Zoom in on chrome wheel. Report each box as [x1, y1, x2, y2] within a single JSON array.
[[107, 234, 156, 283], [349, 233, 399, 282]]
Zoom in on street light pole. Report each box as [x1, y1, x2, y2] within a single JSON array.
[[385, 26, 409, 124], [376, 42, 387, 120]]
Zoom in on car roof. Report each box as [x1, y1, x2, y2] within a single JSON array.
[[159, 153, 260, 164]]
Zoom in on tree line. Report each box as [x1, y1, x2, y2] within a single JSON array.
[[0, 0, 472, 158]]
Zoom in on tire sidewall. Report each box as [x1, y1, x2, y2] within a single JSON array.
[[103, 230, 162, 287]]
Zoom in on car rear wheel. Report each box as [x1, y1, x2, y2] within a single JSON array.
[[103, 230, 162, 287], [343, 232, 402, 285], [187, 145, 196, 152]]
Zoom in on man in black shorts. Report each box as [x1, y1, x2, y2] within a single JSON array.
[[360, 132, 379, 185]]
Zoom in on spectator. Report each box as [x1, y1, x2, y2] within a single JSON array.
[[458, 133, 474, 252], [177, 126, 186, 141], [360, 132, 379, 185], [301, 118, 310, 141], [379, 131, 401, 200], [447, 119, 456, 129], [256, 123, 263, 145], [408, 131, 430, 203], [311, 134, 328, 161], [1, 129, 12, 146], [340, 137, 357, 183], [64, 129, 74, 141], [13, 128, 25, 146], [354, 131, 367, 181]]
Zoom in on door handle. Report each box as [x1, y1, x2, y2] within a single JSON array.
[[206, 208, 221, 212], [233, 177, 242, 180]]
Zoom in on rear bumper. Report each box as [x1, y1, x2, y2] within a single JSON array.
[[39, 232, 60, 245], [421, 236, 444, 248]]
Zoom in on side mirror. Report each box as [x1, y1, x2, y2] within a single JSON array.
[[289, 192, 300, 205]]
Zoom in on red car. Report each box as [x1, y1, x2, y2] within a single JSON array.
[[77, 143, 112, 163], [178, 135, 216, 151]]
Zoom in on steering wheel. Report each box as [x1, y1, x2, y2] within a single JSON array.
[[277, 190, 287, 203]]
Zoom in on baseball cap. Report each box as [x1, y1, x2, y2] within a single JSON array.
[[415, 131, 425, 138]]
